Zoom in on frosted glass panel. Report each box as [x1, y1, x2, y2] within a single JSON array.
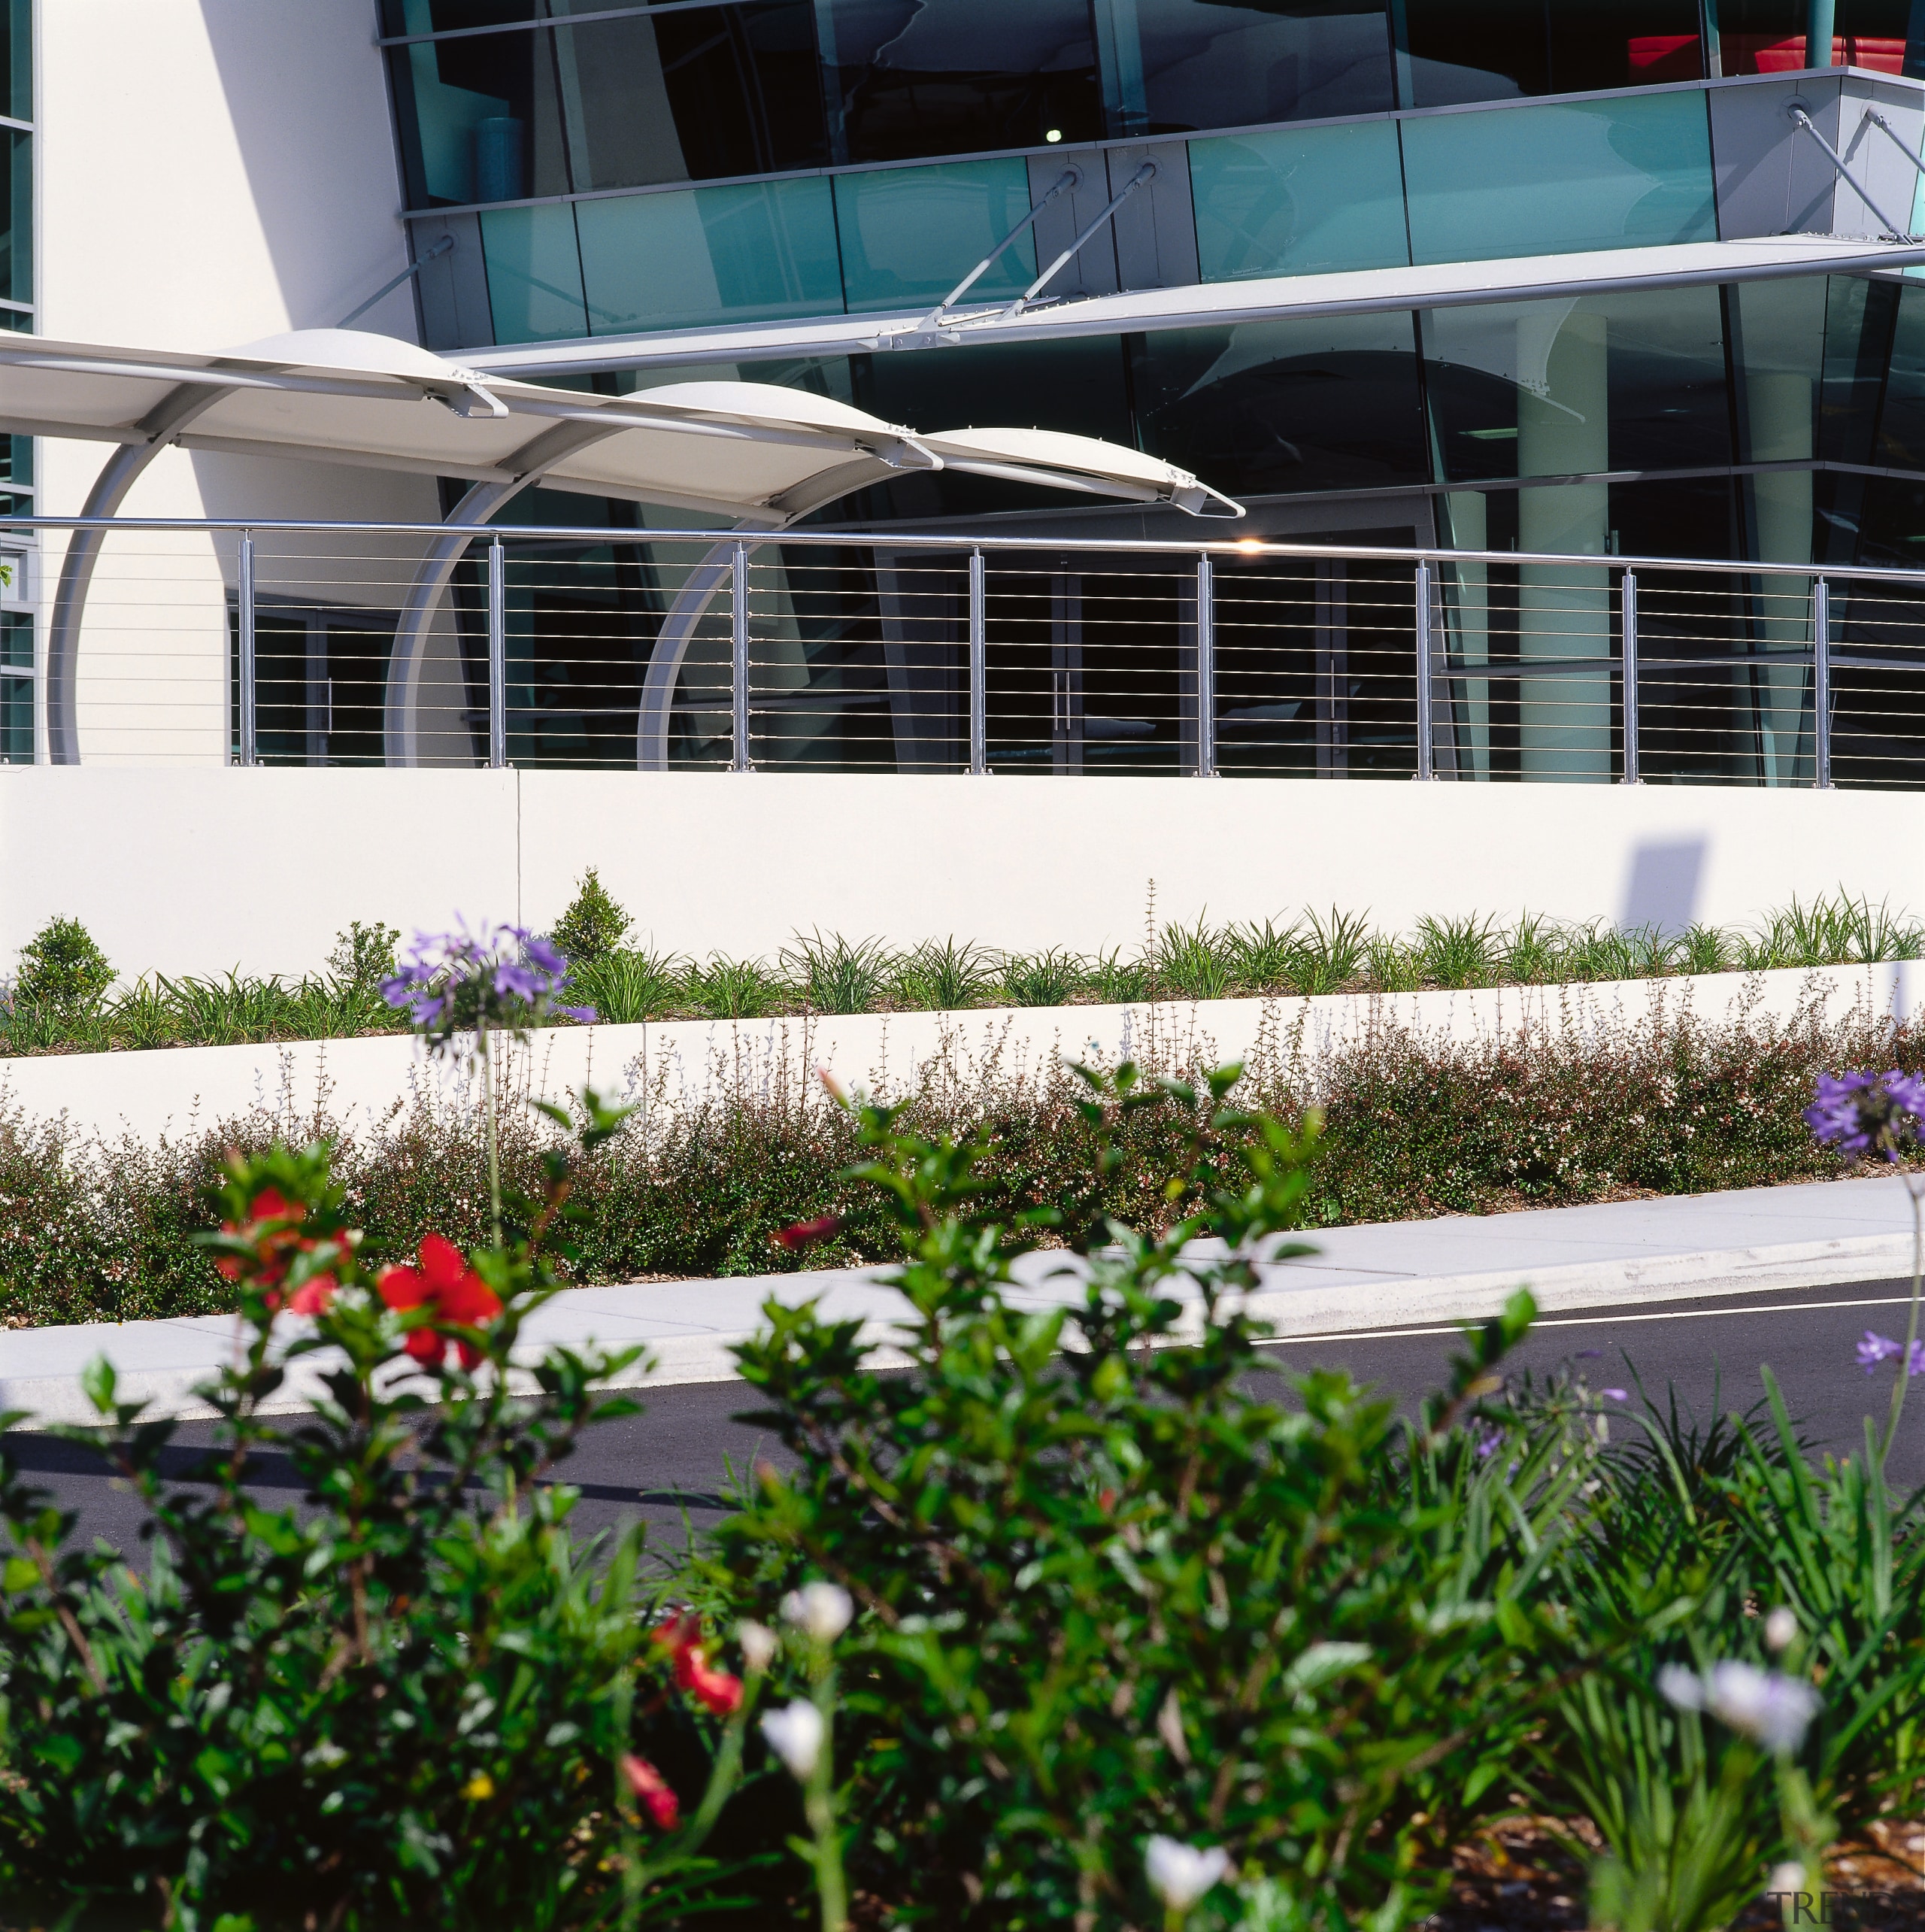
[[1191, 120, 1408, 282], [1402, 93, 1716, 264], [480, 203, 587, 341], [833, 159, 1037, 311], [578, 180, 843, 335]]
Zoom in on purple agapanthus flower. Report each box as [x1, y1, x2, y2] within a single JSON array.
[[382, 918, 596, 1060], [1806, 1070, 1925, 1163], [1857, 1331, 1925, 1377]]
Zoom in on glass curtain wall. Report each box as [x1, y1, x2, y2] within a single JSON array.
[[1, 0, 29, 764]]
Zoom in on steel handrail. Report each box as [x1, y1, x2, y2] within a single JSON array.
[[0, 515, 1918, 589]]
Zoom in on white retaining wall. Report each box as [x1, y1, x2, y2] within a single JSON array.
[[4, 963, 1917, 1149], [6, 769, 1925, 981]]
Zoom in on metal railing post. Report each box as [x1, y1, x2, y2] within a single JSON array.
[[486, 536, 506, 770], [1620, 569, 1641, 784], [1413, 559, 1435, 781], [237, 530, 256, 768], [968, 546, 987, 775], [1196, 552, 1217, 777], [730, 540, 750, 772], [1814, 576, 1833, 789]]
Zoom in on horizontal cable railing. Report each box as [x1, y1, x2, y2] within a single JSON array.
[[8, 515, 1925, 786]]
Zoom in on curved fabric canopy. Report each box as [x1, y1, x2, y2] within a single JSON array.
[[0, 327, 1243, 524]]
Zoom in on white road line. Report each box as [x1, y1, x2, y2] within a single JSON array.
[[1260, 1291, 1920, 1348]]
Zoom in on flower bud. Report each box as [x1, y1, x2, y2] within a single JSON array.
[[1765, 1606, 1799, 1653], [738, 1620, 778, 1675], [1144, 1836, 1230, 1911], [781, 1581, 853, 1645], [761, 1699, 826, 1780]]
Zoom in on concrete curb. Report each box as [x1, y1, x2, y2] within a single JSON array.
[[4, 1224, 1914, 1430]]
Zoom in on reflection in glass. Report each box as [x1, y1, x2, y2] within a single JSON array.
[[833, 160, 1037, 311], [393, 30, 568, 205], [819, 0, 1102, 163], [0, 612, 28, 764], [578, 180, 843, 333], [1402, 93, 1715, 265], [1190, 120, 1408, 282], [1105, 0, 1393, 134], [1423, 286, 1731, 487], [1715, 0, 1914, 74], [555, 6, 827, 191], [1130, 314, 1427, 499], [1399, 0, 1702, 105], [480, 203, 587, 340]]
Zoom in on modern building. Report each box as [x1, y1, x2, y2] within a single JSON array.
[[15, 1, 1925, 788]]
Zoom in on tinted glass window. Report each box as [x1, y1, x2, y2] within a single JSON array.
[[1400, 0, 1702, 105], [480, 202, 587, 340], [0, 129, 27, 304], [1708, 0, 1909, 72], [1422, 287, 1731, 487], [834, 159, 1038, 311], [1190, 121, 1408, 281], [1402, 93, 1715, 265], [1130, 314, 1427, 499], [394, 30, 569, 205], [2, 0, 28, 121], [820, 0, 1102, 164], [556, 6, 828, 190], [578, 180, 843, 332], [1109, 0, 1393, 135]]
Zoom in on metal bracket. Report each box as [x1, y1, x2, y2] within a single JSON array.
[[1788, 102, 1914, 240]]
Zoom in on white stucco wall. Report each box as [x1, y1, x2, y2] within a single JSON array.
[[31, 1, 443, 765], [2, 768, 1923, 981]]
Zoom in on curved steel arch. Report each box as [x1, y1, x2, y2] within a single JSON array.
[[635, 540, 744, 773], [45, 383, 235, 764]]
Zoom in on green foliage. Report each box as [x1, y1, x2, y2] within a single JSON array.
[[550, 868, 633, 967], [894, 938, 997, 1012], [14, 914, 114, 1016], [0, 1093, 792, 1930], [1000, 945, 1084, 1008], [687, 954, 788, 1021], [577, 948, 687, 1025], [326, 920, 401, 999], [781, 931, 893, 1015]]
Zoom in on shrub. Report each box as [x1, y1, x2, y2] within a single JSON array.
[[548, 866, 632, 967], [13, 915, 114, 1016], [325, 918, 401, 997]]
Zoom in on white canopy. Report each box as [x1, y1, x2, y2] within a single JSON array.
[[0, 326, 1242, 524]]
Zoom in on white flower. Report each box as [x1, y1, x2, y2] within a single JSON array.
[[738, 1620, 778, 1675], [781, 1581, 853, 1645], [1660, 1661, 1819, 1753], [1765, 1607, 1799, 1653], [761, 1699, 826, 1780], [1657, 1664, 1705, 1711], [1144, 1836, 1231, 1912], [1768, 1861, 1810, 1897]]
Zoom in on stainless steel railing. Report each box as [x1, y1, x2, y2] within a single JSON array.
[[4, 514, 1922, 787]]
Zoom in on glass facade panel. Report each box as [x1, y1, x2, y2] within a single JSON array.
[[1713, 0, 1917, 74], [480, 202, 588, 339], [1424, 286, 1731, 487], [2, 0, 27, 121], [1105, 0, 1393, 135], [1400, 0, 1703, 106], [0, 128, 27, 305], [555, 6, 827, 191], [578, 179, 842, 332], [818, 0, 1103, 164], [381, 0, 541, 31], [2, 611, 30, 765], [1190, 120, 1408, 282], [1129, 313, 1428, 498], [833, 159, 1037, 311], [1402, 93, 1715, 264], [392, 29, 568, 206]]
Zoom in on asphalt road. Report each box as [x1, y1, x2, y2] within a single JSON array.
[[9, 1275, 1925, 1563]]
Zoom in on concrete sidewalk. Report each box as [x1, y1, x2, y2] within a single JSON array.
[[3, 1173, 1920, 1427]]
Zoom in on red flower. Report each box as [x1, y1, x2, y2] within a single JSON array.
[[773, 1213, 842, 1253], [653, 1611, 744, 1715], [377, 1233, 502, 1369], [620, 1753, 680, 1830], [218, 1187, 339, 1315]]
